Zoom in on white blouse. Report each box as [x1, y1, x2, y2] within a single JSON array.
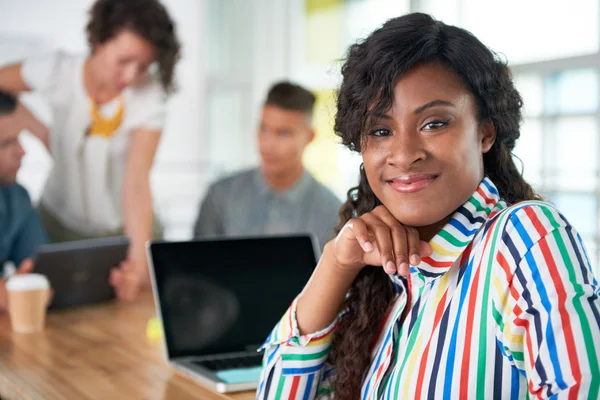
[[21, 51, 166, 235]]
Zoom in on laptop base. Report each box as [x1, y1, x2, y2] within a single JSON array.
[[171, 361, 259, 393]]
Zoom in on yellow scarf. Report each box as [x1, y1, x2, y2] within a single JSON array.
[[88, 96, 124, 138]]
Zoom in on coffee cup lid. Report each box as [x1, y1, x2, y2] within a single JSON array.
[[6, 274, 50, 291]]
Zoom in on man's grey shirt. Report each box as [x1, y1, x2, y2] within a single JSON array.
[[193, 168, 342, 250]]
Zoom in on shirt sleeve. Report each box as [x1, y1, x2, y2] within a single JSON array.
[[20, 51, 63, 102], [130, 79, 167, 131], [193, 184, 225, 237], [257, 298, 338, 400], [493, 203, 600, 399], [9, 191, 48, 266]]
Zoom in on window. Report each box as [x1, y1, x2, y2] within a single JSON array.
[[513, 68, 600, 273], [422, 0, 600, 274], [462, 0, 599, 64]]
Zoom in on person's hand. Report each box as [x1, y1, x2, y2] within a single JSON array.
[[109, 259, 143, 302], [15, 258, 34, 275], [332, 205, 432, 276], [0, 259, 35, 311]]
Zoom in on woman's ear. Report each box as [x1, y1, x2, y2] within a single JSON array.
[[480, 121, 496, 153], [305, 128, 316, 146]]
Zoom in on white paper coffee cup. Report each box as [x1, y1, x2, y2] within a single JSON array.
[[6, 274, 50, 333]]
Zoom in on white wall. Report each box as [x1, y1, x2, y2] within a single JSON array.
[[0, 0, 209, 239]]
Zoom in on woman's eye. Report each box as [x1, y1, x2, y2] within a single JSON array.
[[423, 120, 449, 130], [369, 129, 392, 137]]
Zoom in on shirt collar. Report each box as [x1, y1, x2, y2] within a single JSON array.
[[254, 168, 312, 202], [391, 176, 507, 285]]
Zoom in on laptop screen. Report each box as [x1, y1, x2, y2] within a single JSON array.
[[149, 235, 318, 360]]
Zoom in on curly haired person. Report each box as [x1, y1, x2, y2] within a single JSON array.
[[0, 0, 180, 301], [257, 13, 600, 399]]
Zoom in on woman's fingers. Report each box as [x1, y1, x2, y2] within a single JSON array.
[[16, 259, 34, 274], [405, 227, 421, 266], [345, 218, 374, 253], [419, 240, 433, 258], [109, 267, 139, 302], [371, 206, 426, 276], [109, 267, 121, 287], [361, 213, 396, 274], [336, 206, 430, 275], [391, 224, 410, 274], [372, 207, 411, 274]]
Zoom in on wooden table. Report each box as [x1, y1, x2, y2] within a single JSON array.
[[0, 292, 256, 400]]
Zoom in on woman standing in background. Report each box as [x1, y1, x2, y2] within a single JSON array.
[[0, 0, 180, 300]]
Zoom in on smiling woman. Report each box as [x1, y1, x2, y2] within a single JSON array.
[[256, 13, 600, 400], [360, 62, 497, 230], [0, 0, 181, 302]]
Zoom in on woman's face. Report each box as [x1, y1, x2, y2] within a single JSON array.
[[362, 61, 496, 230], [93, 30, 156, 92]]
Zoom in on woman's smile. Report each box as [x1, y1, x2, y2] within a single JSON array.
[[386, 173, 439, 194]]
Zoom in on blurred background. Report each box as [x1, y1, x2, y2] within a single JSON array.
[[1, 0, 599, 274]]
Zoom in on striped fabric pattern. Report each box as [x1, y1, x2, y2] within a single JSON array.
[[256, 177, 600, 399]]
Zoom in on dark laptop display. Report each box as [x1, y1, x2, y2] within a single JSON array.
[[149, 235, 318, 360]]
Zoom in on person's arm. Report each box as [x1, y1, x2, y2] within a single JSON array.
[[193, 185, 225, 237], [0, 64, 31, 94], [256, 243, 349, 400], [110, 80, 166, 301], [0, 63, 51, 149], [8, 189, 48, 266], [494, 204, 600, 398], [258, 205, 431, 399], [115, 127, 161, 299]]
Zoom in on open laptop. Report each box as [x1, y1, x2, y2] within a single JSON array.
[[34, 236, 129, 309], [147, 235, 319, 393]]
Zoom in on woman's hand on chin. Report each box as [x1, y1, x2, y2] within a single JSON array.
[[332, 205, 432, 276]]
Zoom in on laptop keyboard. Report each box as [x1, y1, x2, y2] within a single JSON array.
[[192, 354, 264, 371]]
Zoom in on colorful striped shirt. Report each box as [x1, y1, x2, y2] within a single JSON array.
[[256, 177, 600, 399]]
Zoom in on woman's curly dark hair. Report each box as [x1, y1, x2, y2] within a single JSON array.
[[329, 13, 540, 399], [86, 0, 181, 93]]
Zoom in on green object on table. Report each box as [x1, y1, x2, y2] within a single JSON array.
[[216, 366, 263, 384]]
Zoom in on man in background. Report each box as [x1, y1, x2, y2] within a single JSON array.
[[194, 82, 341, 250], [0, 91, 48, 310]]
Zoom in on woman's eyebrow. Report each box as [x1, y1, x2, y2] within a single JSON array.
[[414, 100, 455, 115], [366, 111, 392, 120], [367, 100, 456, 119]]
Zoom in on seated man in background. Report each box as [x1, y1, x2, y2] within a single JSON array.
[[194, 82, 341, 250], [0, 91, 48, 310]]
